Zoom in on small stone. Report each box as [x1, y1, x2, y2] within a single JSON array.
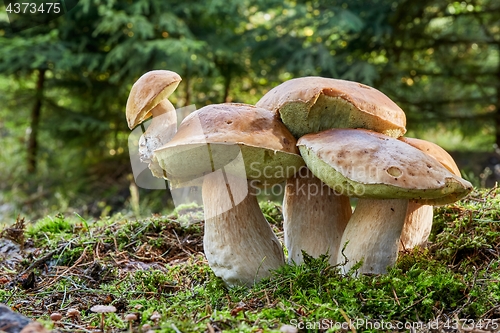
[[0, 304, 48, 333], [19, 322, 49, 333]]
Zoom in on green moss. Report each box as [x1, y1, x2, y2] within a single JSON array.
[[2, 187, 499, 332], [27, 214, 73, 236], [259, 200, 283, 226]]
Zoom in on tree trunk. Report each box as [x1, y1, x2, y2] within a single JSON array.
[[27, 69, 46, 173], [496, 42, 500, 148]]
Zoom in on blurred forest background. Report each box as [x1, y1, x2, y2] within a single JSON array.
[[0, 0, 499, 220]]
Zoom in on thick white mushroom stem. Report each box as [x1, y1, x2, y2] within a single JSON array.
[[338, 198, 409, 275], [202, 171, 285, 287], [139, 100, 177, 178], [399, 202, 433, 251], [283, 167, 351, 265]]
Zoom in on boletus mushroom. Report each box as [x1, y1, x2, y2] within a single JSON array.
[[126, 70, 181, 177], [398, 137, 463, 251], [297, 128, 472, 274], [256, 76, 407, 139], [154, 103, 304, 286], [257, 76, 407, 265]]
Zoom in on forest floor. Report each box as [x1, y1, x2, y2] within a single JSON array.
[[1, 188, 499, 332]]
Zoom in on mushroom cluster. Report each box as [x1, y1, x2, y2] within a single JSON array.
[[126, 72, 472, 285], [257, 76, 472, 274]]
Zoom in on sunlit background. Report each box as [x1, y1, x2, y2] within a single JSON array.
[[0, 0, 499, 220]]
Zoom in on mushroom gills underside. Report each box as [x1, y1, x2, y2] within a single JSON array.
[[279, 95, 405, 139], [156, 143, 304, 187], [298, 145, 471, 204]]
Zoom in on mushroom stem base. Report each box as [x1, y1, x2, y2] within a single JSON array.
[[283, 167, 351, 265], [338, 198, 408, 274], [399, 203, 433, 251], [202, 171, 285, 287]]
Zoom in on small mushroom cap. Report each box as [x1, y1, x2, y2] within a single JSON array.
[[154, 103, 304, 186], [126, 70, 181, 129], [150, 312, 161, 321], [125, 313, 137, 321], [256, 76, 406, 138], [399, 137, 461, 176], [50, 312, 62, 321], [298, 128, 472, 205], [66, 308, 80, 318], [90, 305, 117, 313]]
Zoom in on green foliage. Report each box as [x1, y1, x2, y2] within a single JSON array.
[[170, 203, 204, 227], [259, 200, 283, 226], [0, 0, 499, 220], [27, 214, 73, 235], [432, 188, 500, 267], [133, 270, 178, 293]]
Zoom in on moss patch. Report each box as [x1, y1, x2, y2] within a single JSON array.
[[0, 188, 499, 332]]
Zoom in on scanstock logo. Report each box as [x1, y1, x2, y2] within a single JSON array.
[[128, 105, 250, 223], [4, 1, 79, 32]]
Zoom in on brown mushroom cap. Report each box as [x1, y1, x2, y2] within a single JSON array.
[[49, 313, 62, 322], [66, 308, 80, 318], [298, 128, 472, 205], [256, 76, 406, 138], [399, 137, 460, 176], [126, 70, 182, 129], [154, 103, 305, 185]]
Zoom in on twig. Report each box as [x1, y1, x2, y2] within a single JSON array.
[[55, 322, 94, 333], [480, 304, 500, 318], [60, 285, 68, 309], [338, 308, 357, 333], [401, 295, 429, 312], [453, 267, 479, 317], [172, 230, 192, 256], [264, 289, 271, 307], [14, 245, 64, 281], [39, 248, 87, 289], [392, 288, 401, 306], [194, 315, 211, 324], [207, 322, 215, 333]]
